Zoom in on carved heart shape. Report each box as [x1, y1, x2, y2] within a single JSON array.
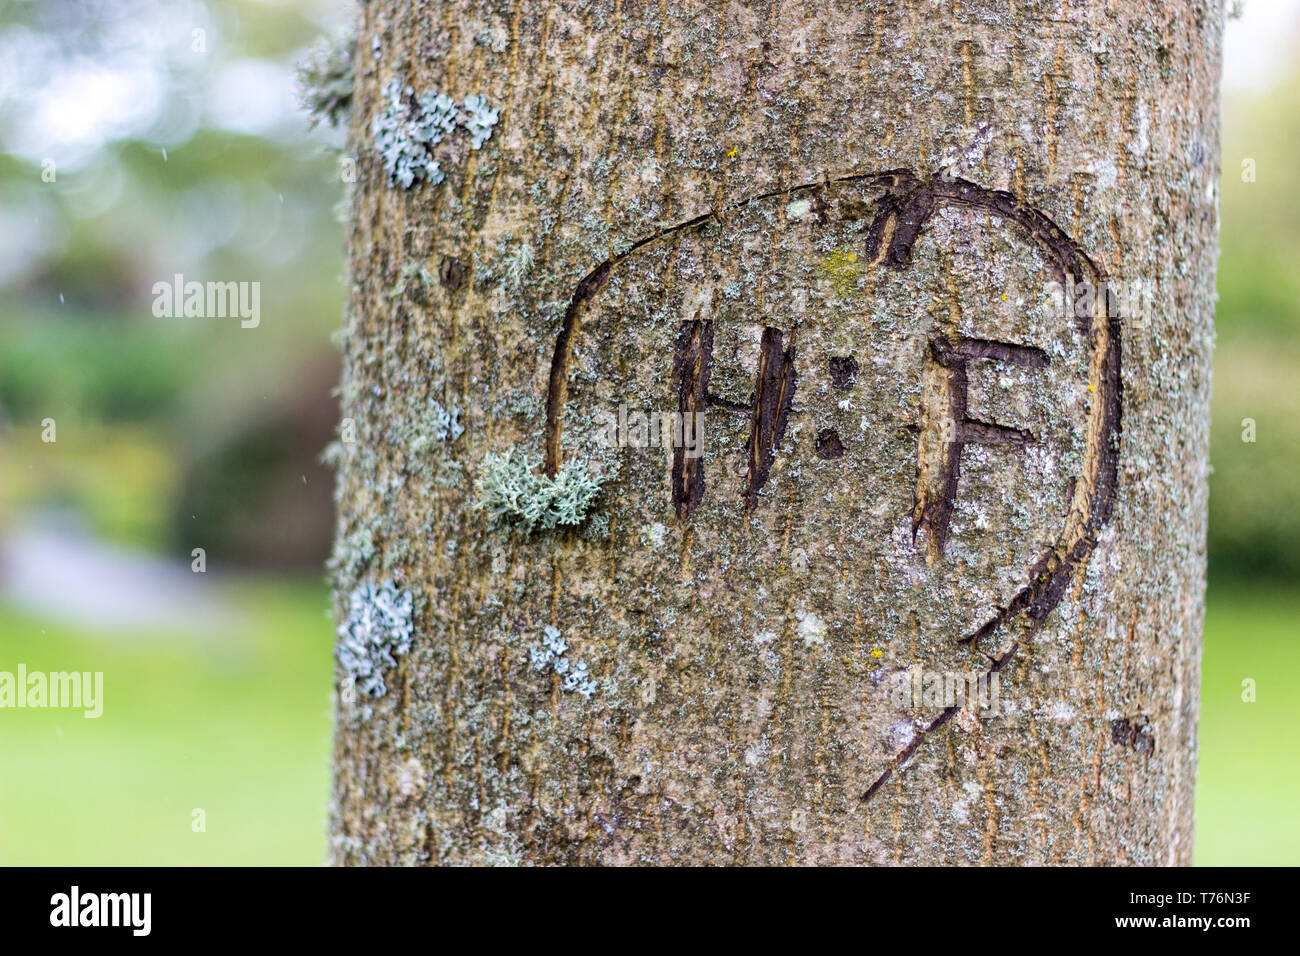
[[543, 171, 1120, 799]]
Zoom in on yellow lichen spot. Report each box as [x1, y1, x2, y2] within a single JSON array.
[[1088, 384, 1095, 392], [1001, 293, 1008, 301], [818, 247, 861, 298], [871, 648, 883, 658]]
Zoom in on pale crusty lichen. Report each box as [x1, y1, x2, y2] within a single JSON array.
[[528, 625, 598, 698], [328, 525, 376, 586], [336, 579, 414, 698], [410, 399, 464, 448], [432, 399, 465, 441]]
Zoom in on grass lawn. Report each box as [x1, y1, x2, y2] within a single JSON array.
[[0, 576, 1293, 865], [0, 578, 335, 865], [1195, 581, 1300, 865]]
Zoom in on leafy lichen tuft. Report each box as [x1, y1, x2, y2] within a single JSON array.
[[502, 241, 535, 291], [297, 35, 354, 129], [474, 450, 604, 534]]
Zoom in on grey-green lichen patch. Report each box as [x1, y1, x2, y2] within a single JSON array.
[[528, 625, 598, 698], [372, 79, 457, 188], [379, 386, 468, 497], [473, 22, 509, 54], [372, 79, 500, 189], [579, 511, 610, 542], [474, 450, 604, 534], [411, 399, 464, 448], [461, 94, 499, 149], [337, 579, 414, 698], [380, 537, 411, 571], [328, 525, 377, 586], [296, 34, 354, 129]]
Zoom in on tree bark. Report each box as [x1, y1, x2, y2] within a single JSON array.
[[329, 0, 1221, 865]]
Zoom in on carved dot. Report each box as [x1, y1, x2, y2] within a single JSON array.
[[815, 428, 845, 459], [828, 356, 859, 390]]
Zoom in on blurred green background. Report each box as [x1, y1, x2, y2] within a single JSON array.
[[0, 0, 1296, 865]]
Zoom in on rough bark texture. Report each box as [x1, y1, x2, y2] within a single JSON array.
[[329, 0, 1220, 865]]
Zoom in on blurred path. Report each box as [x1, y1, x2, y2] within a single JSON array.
[[0, 513, 246, 639]]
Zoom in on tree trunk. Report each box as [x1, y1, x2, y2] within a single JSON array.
[[329, 0, 1221, 865]]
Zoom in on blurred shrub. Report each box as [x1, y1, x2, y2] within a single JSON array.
[[0, 310, 193, 423], [0, 425, 178, 549], [1207, 79, 1300, 580], [1208, 345, 1300, 580], [169, 355, 338, 570]]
